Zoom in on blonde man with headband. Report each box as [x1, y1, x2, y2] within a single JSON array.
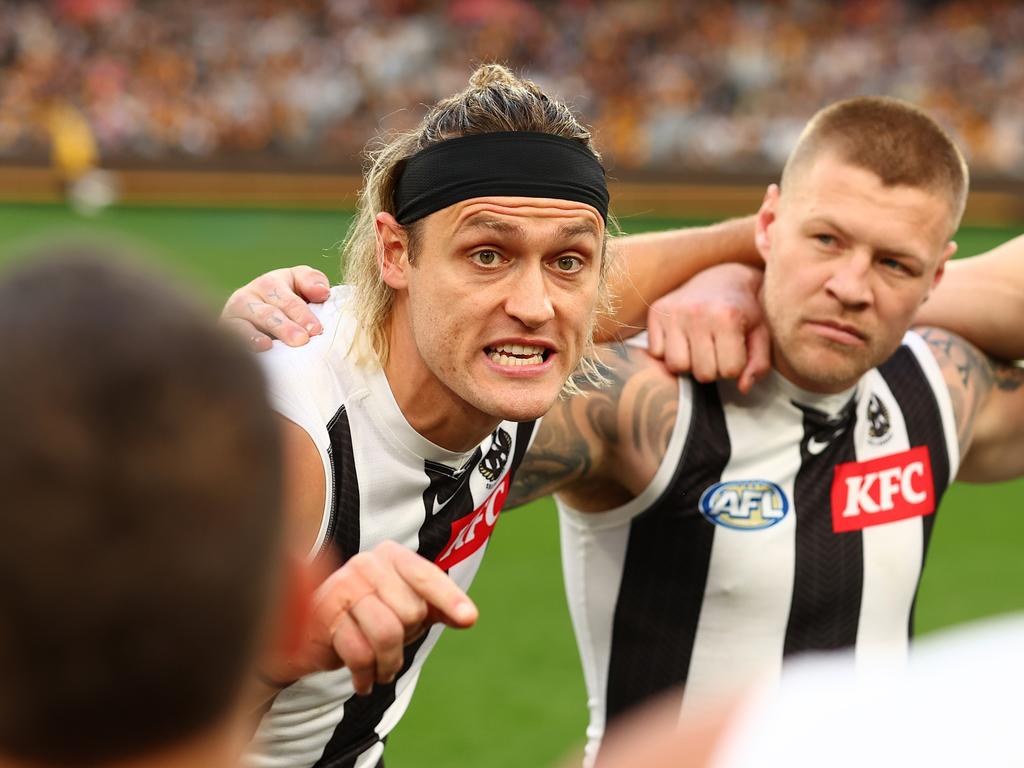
[[240, 64, 758, 768]]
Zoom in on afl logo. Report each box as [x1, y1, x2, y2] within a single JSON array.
[[699, 480, 790, 530]]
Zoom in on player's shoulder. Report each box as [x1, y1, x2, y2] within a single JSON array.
[[905, 325, 988, 386], [906, 325, 994, 453], [256, 285, 364, 426], [259, 285, 358, 374]]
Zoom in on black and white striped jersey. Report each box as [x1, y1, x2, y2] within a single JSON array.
[[557, 332, 958, 766], [249, 286, 537, 768]]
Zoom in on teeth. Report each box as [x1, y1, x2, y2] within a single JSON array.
[[489, 351, 544, 367], [491, 343, 544, 356]]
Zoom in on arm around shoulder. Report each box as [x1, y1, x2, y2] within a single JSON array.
[[598, 216, 760, 340], [506, 343, 679, 511]]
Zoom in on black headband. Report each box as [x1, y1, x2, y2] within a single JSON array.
[[393, 132, 609, 224]]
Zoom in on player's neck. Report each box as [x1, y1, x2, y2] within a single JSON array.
[[382, 330, 498, 454]]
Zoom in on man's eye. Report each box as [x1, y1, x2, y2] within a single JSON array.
[[814, 234, 837, 247], [555, 255, 583, 272], [881, 258, 912, 275], [472, 250, 501, 267]]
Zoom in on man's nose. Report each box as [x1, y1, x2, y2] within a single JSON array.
[[824, 250, 873, 309], [504, 261, 555, 328]]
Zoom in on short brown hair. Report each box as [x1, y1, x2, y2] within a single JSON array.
[[0, 249, 282, 763], [782, 96, 969, 235]]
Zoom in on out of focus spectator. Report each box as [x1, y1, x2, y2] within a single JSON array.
[[1, 0, 1022, 177]]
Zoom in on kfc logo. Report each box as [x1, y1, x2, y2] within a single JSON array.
[[830, 446, 935, 533], [435, 476, 510, 570]]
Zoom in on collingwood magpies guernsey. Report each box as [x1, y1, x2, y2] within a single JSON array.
[[249, 286, 537, 768], [557, 332, 959, 766]]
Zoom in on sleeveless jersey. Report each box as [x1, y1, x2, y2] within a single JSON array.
[[249, 286, 537, 768], [558, 332, 959, 766]]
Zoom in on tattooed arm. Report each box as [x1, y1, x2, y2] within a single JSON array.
[[506, 342, 681, 513], [916, 326, 1024, 483]]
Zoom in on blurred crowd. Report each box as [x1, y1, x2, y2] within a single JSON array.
[[1, 0, 1023, 177]]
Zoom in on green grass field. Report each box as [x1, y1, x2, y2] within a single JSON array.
[[1, 204, 1021, 767]]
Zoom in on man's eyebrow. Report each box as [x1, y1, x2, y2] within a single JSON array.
[[812, 216, 924, 264], [557, 221, 601, 240], [459, 215, 526, 237]]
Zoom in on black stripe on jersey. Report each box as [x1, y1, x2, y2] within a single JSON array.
[[326, 406, 360, 562], [510, 419, 536, 471], [313, 422, 534, 767], [420, 451, 482, 557], [605, 381, 729, 722], [311, 644, 418, 768], [784, 398, 863, 655], [879, 345, 951, 637]]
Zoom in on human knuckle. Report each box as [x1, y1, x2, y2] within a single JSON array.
[[375, 619, 404, 648], [721, 361, 743, 378], [346, 551, 375, 577], [692, 365, 715, 383], [408, 600, 429, 626], [664, 356, 686, 373], [255, 274, 284, 295], [716, 304, 743, 324], [223, 289, 245, 311], [281, 293, 305, 312], [251, 303, 276, 322], [685, 303, 707, 321], [338, 637, 374, 669]]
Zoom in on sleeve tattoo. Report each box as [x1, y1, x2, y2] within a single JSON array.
[[506, 343, 677, 509]]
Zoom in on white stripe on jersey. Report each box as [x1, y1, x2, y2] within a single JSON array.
[[680, 373, 811, 712]]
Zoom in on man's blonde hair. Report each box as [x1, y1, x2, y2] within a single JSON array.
[[342, 63, 616, 392], [782, 96, 969, 237]]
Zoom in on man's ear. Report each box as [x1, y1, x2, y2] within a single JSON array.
[[375, 212, 411, 290], [924, 240, 957, 300], [754, 184, 780, 262]]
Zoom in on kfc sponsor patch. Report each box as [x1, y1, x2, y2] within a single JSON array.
[[831, 446, 934, 533], [435, 476, 510, 570]]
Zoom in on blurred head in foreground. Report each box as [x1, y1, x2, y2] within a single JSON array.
[[0, 248, 283, 767]]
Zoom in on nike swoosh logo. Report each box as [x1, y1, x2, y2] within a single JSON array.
[[806, 436, 831, 455], [807, 428, 847, 455], [431, 493, 457, 516]]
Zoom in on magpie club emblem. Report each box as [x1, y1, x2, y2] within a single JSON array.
[[867, 393, 891, 443], [478, 428, 512, 482]]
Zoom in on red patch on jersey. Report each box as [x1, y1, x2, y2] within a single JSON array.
[[831, 446, 935, 533], [435, 476, 510, 571]]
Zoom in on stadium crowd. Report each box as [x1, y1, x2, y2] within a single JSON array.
[[1, 0, 1023, 176]]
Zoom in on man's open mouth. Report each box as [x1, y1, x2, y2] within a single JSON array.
[[484, 343, 551, 367]]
